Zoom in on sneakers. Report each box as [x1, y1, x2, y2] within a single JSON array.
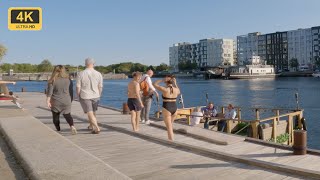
[[145, 120, 153, 125], [71, 126, 77, 135]]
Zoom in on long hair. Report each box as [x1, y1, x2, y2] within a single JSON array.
[[48, 65, 69, 84]]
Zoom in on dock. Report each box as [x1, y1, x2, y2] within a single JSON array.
[[1, 92, 320, 179]]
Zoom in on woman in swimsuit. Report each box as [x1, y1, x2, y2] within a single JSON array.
[[153, 75, 180, 141]]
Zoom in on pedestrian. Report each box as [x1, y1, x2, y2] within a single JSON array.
[[139, 69, 158, 124], [76, 58, 103, 134], [47, 65, 77, 135], [153, 75, 180, 141], [128, 71, 144, 131]]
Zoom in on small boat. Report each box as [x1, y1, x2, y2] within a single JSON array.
[[312, 72, 320, 78]]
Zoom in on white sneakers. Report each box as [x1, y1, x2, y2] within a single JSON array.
[[140, 120, 153, 125], [71, 126, 77, 135]]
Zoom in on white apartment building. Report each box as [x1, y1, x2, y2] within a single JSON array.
[[209, 39, 234, 66], [169, 38, 235, 71], [287, 28, 312, 67], [237, 32, 261, 65]]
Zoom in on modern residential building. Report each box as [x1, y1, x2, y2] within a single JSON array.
[[169, 42, 192, 72], [312, 26, 320, 64], [287, 28, 312, 68], [258, 34, 267, 62], [237, 32, 261, 65], [265, 31, 288, 71], [169, 38, 234, 71]]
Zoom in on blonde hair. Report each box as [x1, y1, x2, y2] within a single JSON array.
[[48, 65, 69, 84]]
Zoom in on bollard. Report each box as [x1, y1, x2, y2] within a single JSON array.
[[122, 103, 130, 114], [44, 89, 47, 94], [21, 87, 25, 92], [293, 130, 307, 155]]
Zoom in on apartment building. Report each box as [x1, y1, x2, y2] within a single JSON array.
[[265, 31, 289, 70], [287, 28, 312, 67], [169, 38, 234, 71], [237, 32, 261, 65], [312, 26, 320, 62]]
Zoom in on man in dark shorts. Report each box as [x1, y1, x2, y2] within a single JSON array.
[[76, 58, 103, 134], [127, 71, 144, 132]]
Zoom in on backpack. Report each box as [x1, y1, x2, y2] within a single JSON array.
[[140, 77, 150, 96]]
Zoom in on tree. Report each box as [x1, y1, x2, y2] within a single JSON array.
[[156, 63, 170, 72], [147, 65, 156, 72], [314, 56, 320, 69], [0, 44, 7, 62], [178, 60, 197, 71], [289, 58, 299, 70], [37, 59, 53, 72]]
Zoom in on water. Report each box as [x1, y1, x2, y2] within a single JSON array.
[[7, 77, 320, 149]]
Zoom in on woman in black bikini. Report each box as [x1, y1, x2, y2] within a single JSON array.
[[153, 75, 180, 141]]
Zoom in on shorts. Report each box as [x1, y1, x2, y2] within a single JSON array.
[[127, 98, 142, 111], [79, 97, 100, 113]]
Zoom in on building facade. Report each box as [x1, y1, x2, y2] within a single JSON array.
[[312, 26, 320, 65], [169, 39, 234, 71], [287, 28, 312, 68], [265, 31, 288, 71], [237, 32, 261, 65]]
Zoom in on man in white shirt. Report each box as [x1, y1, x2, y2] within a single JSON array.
[[76, 58, 103, 134], [139, 70, 158, 124], [219, 104, 237, 132]]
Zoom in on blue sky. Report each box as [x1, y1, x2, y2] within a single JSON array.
[[0, 0, 320, 66]]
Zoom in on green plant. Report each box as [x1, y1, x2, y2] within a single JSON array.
[[268, 133, 290, 144]]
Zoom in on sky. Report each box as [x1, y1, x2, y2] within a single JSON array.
[[0, 0, 320, 66]]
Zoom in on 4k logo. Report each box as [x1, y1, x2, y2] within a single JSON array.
[[8, 7, 42, 31]]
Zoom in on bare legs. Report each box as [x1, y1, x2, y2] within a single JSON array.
[[131, 110, 141, 132], [87, 111, 100, 132], [162, 108, 177, 141]]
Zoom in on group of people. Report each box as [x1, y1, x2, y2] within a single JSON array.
[[190, 102, 237, 132], [127, 70, 180, 140], [46, 58, 103, 135], [45, 57, 236, 140]]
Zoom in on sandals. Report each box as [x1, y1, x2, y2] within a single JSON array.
[[91, 130, 100, 134]]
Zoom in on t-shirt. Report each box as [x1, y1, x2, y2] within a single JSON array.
[[190, 112, 203, 126], [224, 109, 237, 119], [76, 68, 103, 99]]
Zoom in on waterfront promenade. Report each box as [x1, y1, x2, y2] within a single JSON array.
[[1, 92, 320, 179]]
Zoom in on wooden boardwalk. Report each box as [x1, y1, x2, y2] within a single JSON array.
[[16, 92, 320, 179]]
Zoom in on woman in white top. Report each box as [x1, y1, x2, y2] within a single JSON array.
[[190, 107, 203, 126]]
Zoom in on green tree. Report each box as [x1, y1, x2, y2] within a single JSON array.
[[156, 63, 169, 72], [178, 60, 197, 71], [37, 59, 53, 72], [314, 56, 320, 69], [0, 44, 7, 62], [289, 58, 299, 70]]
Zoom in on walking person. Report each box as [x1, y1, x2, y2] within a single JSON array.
[[127, 72, 144, 132], [153, 75, 180, 141], [76, 58, 103, 134], [139, 69, 158, 124], [46, 65, 77, 135]]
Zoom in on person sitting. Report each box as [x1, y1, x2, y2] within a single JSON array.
[[9, 91, 23, 109], [190, 107, 203, 126], [218, 104, 237, 132], [202, 102, 217, 129]]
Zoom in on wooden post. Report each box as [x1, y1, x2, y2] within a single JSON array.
[[276, 110, 280, 122], [251, 120, 259, 138], [272, 118, 277, 143], [226, 120, 232, 134], [297, 111, 302, 129], [221, 107, 225, 114], [156, 112, 160, 118], [288, 115, 294, 145], [237, 108, 242, 120], [187, 116, 191, 125], [255, 109, 260, 120]]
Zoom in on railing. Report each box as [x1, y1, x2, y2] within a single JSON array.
[[176, 106, 304, 145]]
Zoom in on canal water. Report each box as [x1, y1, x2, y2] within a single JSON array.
[[7, 77, 320, 149]]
